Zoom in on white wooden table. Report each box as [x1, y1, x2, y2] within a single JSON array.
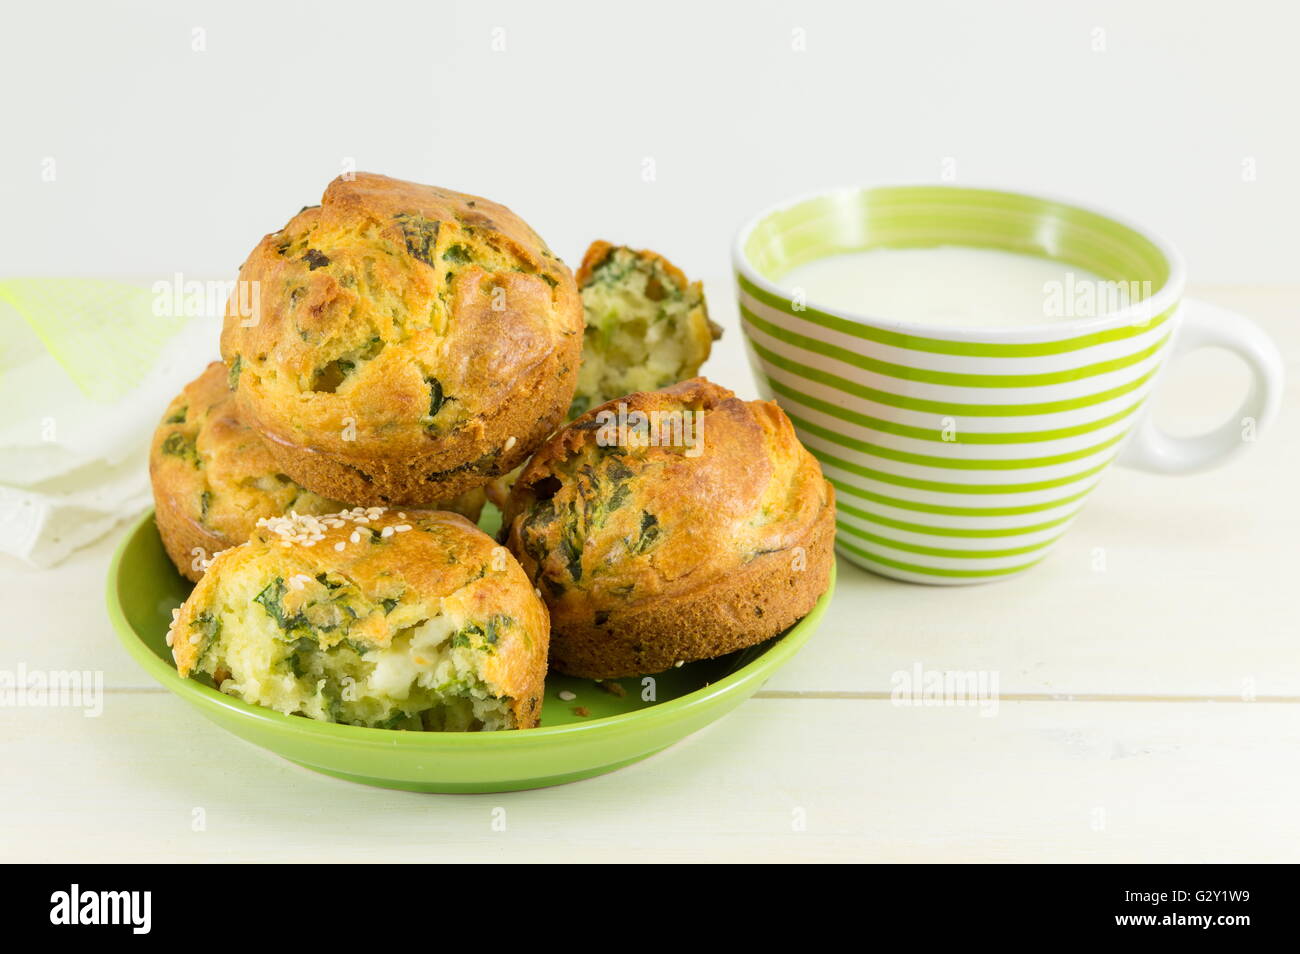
[[2, 284, 1296, 863]]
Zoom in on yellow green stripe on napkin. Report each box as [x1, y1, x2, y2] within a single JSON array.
[[0, 278, 193, 403]]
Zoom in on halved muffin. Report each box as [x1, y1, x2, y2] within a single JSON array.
[[568, 241, 721, 418], [220, 173, 583, 505], [150, 362, 484, 582], [501, 378, 834, 678], [484, 241, 721, 509], [169, 509, 548, 730]]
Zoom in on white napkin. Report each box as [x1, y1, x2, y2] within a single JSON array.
[[0, 279, 218, 566]]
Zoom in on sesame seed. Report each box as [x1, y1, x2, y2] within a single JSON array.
[[381, 526, 394, 538], [334, 541, 345, 551], [558, 690, 576, 701], [350, 531, 361, 543], [674, 660, 684, 668], [394, 524, 412, 533], [504, 435, 517, 452]]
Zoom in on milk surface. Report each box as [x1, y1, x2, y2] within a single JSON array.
[[777, 247, 1119, 328]]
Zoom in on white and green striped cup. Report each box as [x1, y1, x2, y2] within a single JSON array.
[[734, 186, 1284, 584]]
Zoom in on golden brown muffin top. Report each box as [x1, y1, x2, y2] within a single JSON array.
[[502, 378, 830, 618], [170, 508, 548, 709], [220, 173, 582, 458]]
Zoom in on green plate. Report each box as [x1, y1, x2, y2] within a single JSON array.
[[106, 508, 835, 793]]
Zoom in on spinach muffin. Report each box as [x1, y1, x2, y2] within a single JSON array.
[[150, 362, 484, 582], [569, 241, 721, 418], [484, 240, 721, 509], [501, 378, 835, 679], [169, 508, 548, 730], [220, 173, 583, 506]]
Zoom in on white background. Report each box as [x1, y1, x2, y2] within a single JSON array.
[[2, 0, 1298, 283]]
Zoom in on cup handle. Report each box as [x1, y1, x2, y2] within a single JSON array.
[[1118, 298, 1284, 474]]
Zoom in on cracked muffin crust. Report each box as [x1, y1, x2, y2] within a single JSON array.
[[501, 377, 835, 678], [219, 173, 583, 506], [149, 362, 484, 582], [169, 508, 548, 730]]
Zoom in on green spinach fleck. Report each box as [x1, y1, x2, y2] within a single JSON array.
[[442, 244, 473, 265], [558, 535, 583, 582], [629, 511, 660, 555], [395, 213, 441, 266], [427, 376, 447, 418], [191, 612, 222, 663], [254, 577, 312, 638], [285, 636, 315, 677], [161, 432, 198, 468]]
